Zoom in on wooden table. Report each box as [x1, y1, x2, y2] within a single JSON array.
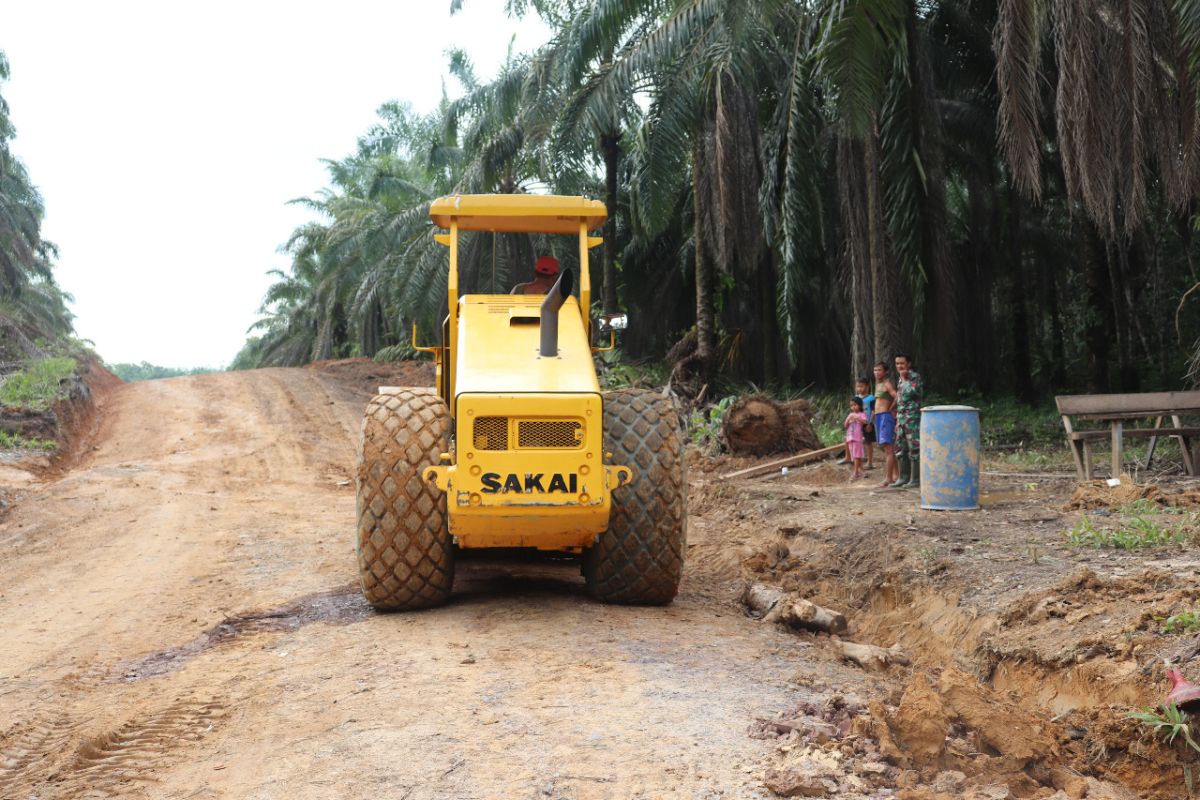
[[1056, 392, 1200, 480]]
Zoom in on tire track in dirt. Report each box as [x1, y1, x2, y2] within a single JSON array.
[[0, 714, 81, 794], [70, 697, 227, 793], [0, 366, 816, 799], [0, 698, 227, 799], [232, 368, 358, 488]]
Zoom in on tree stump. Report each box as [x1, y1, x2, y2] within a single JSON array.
[[722, 395, 822, 455]]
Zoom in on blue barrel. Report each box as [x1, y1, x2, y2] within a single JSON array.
[[919, 405, 981, 511]]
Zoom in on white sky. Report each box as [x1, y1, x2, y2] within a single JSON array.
[[3, 1, 550, 368]]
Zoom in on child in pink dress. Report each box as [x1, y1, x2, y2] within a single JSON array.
[[844, 397, 868, 481]]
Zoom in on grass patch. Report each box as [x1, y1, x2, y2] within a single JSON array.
[[1162, 610, 1200, 635], [0, 430, 57, 451], [968, 395, 1064, 449], [1128, 704, 1200, 754], [596, 351, 669, 390], [0, 357, 77, 410], [1065, 512, 1193, 550], [1117, 498, 1188, 516], [988, 447, 1073, 470], [687, 395, 735, 455], [806, 394, 849, 446]]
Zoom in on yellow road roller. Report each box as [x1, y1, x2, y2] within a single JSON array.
[[355, 194, 686, 609]]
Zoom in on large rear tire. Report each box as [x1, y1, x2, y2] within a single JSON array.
[[584, 389, 687, 605], [356, 388, 454, 610]]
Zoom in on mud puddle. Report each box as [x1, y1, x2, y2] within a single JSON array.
[[113, 584, 370, 682]]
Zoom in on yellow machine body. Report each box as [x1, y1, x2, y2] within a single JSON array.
[[420, 195, 630, 551]]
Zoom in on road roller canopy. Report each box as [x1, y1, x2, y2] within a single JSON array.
[[430, 194, 607, 234]]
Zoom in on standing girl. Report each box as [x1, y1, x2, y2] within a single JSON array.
[[855, 377, 875, 470], [844, 397, 868, 481]]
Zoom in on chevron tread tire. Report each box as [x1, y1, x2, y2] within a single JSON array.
[[584, 389, 687, 605], [356, 388, 453, 610]]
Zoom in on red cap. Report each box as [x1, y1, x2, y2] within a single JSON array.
[[535, 255, 560, 276]]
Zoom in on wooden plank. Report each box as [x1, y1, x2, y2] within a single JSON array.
[[1082, 440, 1093, 479], [1112, 420, 1123, 479], [1071, 427, 1200, 439], [720, 444, 844, 480], [982, 471, 1077, 479], [1075, 410, 1200, 420], [1145, 416, 1164, 469], [1056, 391, 1200, 416], [1099, 424, 1200, 438], [1176, 415, 1197, 476], [1061, 414, 1086, 481]]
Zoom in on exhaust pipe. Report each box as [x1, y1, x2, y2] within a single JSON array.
[[539, 268, 574, 357]]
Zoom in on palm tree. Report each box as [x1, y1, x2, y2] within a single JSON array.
[[242, 99, 470, 368], [0, 50, 74, 349]]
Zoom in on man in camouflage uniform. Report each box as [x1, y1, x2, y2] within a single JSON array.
[[891, 353, 923, 489]]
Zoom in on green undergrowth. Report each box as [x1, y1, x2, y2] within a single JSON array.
[[0, 357, 77, 410], [688, 395, 736, 454], [108, 361, 218, 381], [584, 363, 1173, 471], [1066, 504, 1198, 550], [1161, 610, 1200, 635], [595, 351, 669, 390], [0, 430, 57, 451], [1128, 704, 1200, 755], [808, 391, 1067, 459]]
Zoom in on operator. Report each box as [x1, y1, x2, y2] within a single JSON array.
[[512, 255, 560, 295]]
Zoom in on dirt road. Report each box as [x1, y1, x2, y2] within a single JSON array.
[[0, 369, 810, 799]]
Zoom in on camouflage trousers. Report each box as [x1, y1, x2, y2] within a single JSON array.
[[894, 408, 920, 460]]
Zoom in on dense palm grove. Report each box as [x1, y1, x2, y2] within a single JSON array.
[[0, 50, 73, 354], [234, 1, 1200, 399]]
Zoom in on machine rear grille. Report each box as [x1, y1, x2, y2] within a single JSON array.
[[517, 420, 583, 449], [473, 417, 508, 450]]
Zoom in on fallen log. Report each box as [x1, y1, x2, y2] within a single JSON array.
[[720, 444, 844, 481], [743, 583, 847, 634], [838, 640, 910, 671]]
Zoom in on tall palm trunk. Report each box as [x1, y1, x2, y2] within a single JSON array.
[[1112, 238, 1142, 391], [600, 132, 620, 314], [362, 297, 383, 358], [839, 137, 875, 380], [1005, 184, 1034, 403], [1084, 224, 1112, 392], [866, 123, 902, 367], [906, 5, 957, 383], [967, 172, 996, 392], [1043, 259, 1067, 389], [693, 139, 715, 381]]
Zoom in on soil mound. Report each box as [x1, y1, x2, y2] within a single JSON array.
[[0, 358, 119, 475], [1066, 480, 1200, 510], [306, 358, 434, 401]]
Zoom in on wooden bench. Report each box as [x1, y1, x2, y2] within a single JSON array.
[[1056, 392, 1200, 480]]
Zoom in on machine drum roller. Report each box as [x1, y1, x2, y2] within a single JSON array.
[[584, 389, 687, 605], [353, 194, 687, 610], [356, 388, 454, 610]]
